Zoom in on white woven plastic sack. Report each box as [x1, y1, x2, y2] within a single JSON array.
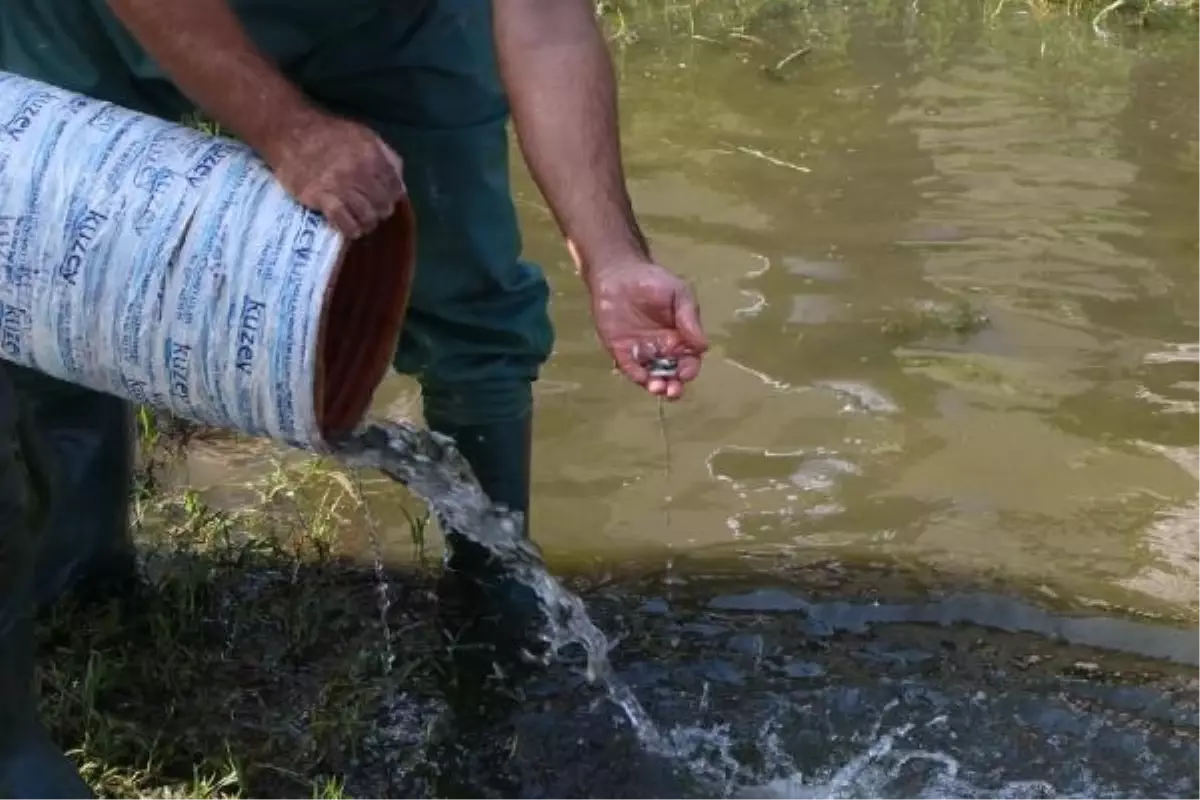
[[0, 70, 346, 450]]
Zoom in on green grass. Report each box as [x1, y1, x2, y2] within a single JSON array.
[[1020, 0, 1199, 35], [593, 0, 1198, 42], [35, 410, 443, 798]]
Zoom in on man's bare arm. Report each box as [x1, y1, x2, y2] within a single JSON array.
[[493, 0, 649, 280], [106, 0, 316, 159], [105, 0, 407, 237]]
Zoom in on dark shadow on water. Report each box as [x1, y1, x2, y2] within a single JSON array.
[[37, 551, 1200, 799]]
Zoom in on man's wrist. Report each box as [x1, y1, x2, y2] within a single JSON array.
[[572, 219, 652, 282], [250, 98, 323, 166], [576, 242, 648, 284], [106, 0, 318, 164]]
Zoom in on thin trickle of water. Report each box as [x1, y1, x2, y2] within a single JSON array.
[[334, 419, 671, 751], [657, 396, 674, 535], [346, 469, 396, 675]]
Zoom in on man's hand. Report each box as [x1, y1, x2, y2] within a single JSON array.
[[262, 113, 407, 240], [106, 0, 405, 240], [589, 260, 707, 400], [494, 1, 708, 398]]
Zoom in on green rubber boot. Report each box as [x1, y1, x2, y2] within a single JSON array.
[[4, 367, 141, 612], [0, 619, 94, 799], [428, 413, 548, 677], [0, 375, 93, 799]]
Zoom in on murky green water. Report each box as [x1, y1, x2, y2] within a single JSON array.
[[162, 4, 1200, 795], [189, 0, 1199, 622], [522, 0, 1198, 619]]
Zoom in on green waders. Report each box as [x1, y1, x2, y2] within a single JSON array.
[[0, 378, 95, 798], [0, 1, 554, 795]]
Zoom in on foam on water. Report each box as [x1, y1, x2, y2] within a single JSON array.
[[659, 715, 1126, 799]]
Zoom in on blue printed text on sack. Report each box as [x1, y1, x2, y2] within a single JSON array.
[[58, 209, 107, 286], [236, 295, 267, 375]]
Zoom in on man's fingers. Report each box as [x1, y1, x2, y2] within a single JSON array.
[[376, 142, 407, 198], [364, 157, 403, 219], [673, 286, 708, 353], [365, 179, 397, 223], [675, 353, 702, 383], [341, 189, 383, 238], [645, 377, 684, 400], [614, 348, 650, 386], [320, 197, 363, 239], [319, 186, 402, 236]]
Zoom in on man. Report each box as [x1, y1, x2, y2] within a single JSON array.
[[0, 0, 707, 795]]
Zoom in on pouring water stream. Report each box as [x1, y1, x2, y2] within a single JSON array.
[[334, 417, 674, 754]]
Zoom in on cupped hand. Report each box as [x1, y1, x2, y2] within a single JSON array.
[[263, 111, 406, 239], [588, 258, 708, 400]]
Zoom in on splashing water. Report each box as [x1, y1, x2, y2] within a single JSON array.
[[334, 419, 673, 752], [332, 420, 1192, 800]]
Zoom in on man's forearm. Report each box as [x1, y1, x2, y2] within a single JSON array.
[[106, 0, 316, 158], [494, 0, 649, 278]]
